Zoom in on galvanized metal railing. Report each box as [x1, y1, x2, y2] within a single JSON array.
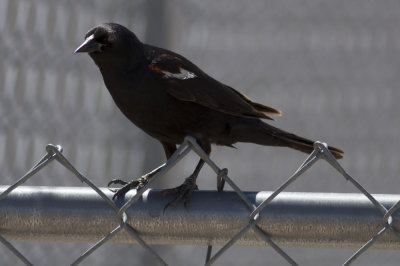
[[1, 137, 400, 265]]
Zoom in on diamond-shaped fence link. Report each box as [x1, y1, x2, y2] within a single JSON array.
[[0, 143, 167, 266], [1, 137, 400, 265]]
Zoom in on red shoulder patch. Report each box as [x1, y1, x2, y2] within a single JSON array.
[[148, 64, 167, 74], [148, 65, 197, 80]]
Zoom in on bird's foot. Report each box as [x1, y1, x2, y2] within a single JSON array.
[[108, 175, 149, 200], [160, 175, 198, 211]]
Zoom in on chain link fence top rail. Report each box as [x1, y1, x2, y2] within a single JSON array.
[[1, 0, 400, 265], [1, 138, 400, 265]]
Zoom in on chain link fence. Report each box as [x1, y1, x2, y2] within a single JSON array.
[[1, 138, 400, 265], [1, 0, 400, 265]]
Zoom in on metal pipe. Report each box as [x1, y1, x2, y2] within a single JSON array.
[[0, 186, 399, 249]]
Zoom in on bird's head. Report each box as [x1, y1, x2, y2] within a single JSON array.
[[75, 23, 144, 70]]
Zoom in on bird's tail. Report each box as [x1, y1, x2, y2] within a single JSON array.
[[231, 119, 344, 159]]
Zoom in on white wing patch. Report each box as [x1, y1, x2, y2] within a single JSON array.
[[163, 68, 197, 80]]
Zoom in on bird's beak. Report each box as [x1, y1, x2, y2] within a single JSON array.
[[74, 34, 103, 53]]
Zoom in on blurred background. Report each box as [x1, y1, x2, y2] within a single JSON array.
[[1, 0, 400, 265]]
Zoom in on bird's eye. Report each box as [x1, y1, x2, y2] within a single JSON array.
[[97, 36, 108, 44]]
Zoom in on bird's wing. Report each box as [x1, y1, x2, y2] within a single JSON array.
[[146, 48, 281, 119]]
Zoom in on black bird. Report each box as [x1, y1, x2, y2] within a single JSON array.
[[75, 23, 343, 207]]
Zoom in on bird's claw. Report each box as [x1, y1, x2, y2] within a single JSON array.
[[108, 176, 149, 200], [108, 179, 129, 186], [160, 176, 198, 211]]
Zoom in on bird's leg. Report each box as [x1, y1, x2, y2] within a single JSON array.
[[108, 164, 164, 200], [108, 142, 177, 200], [161, 159, 205, 210]]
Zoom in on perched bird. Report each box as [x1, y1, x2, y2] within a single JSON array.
[[75, 23, 343, 207]]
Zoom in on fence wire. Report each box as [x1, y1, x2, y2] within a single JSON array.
[[0, 137, 400, 265]]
